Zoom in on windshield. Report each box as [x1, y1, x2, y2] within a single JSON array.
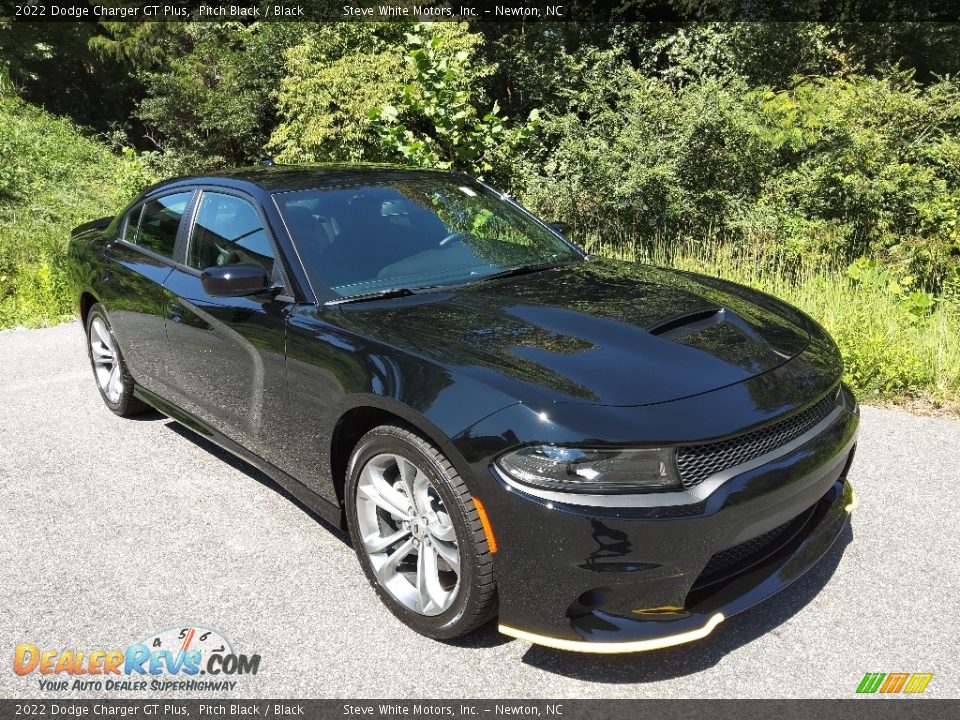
[[274, 176, 582, 297]]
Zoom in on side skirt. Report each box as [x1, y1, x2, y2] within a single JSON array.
[[133, 386, 344, 528]]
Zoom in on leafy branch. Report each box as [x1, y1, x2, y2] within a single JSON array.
[[369, 25, 539, 179]]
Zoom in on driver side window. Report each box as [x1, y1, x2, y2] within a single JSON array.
[[187, 192, 275, 276]]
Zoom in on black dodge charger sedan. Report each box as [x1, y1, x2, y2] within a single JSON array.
[[67, 166, 858, 653]]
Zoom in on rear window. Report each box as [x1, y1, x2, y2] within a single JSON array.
[[128, 192, 192, 258]]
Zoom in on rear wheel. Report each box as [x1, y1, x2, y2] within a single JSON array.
[[345, 425, 497, 639], [85, 304, 149, 417]]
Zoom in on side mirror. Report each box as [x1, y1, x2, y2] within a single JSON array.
[[201, 265, 269, 297], [547, 221, 570, 236]]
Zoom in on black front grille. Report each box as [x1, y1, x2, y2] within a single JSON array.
[[693, 506, 814, 589], [675, 390, 838, 489]]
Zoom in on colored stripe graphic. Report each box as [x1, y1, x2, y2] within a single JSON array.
[[857, 673, 886, 693], [880, 673, 909, 693], [903, 673, 933, 694], [181, 627, 196, 653], [856, 672, 933, 694]]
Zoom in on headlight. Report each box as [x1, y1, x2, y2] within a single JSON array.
[[496, 445, 681, 494]]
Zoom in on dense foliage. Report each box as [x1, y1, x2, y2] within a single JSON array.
[[516, 67, 960, 298], [2, 20, 959, 406], [0, 92, 153, 327]]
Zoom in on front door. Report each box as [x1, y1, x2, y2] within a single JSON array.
[[162, 189, 290, 465]]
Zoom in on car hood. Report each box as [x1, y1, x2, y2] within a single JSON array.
[[333, 259, 816, 406]]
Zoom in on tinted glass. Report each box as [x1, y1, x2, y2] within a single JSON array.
[[133, 192, 192, 258], [188, 193, 274, 275], [122, 205, 143, 242], [275, 177, 581, 296]]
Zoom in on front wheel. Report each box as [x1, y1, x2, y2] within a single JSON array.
[[345, 425, 497, 639], [85, 304, 149, 417]]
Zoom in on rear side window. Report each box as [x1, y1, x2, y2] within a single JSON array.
[[187, 192, 274, 276], [122, 206, 143, 242], [129, 192, 192, 258]]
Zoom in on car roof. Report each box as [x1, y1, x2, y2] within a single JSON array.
[[149, 164, 465, 195]]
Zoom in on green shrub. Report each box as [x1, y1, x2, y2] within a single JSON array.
[[0, 94, 155, 328], [516, 67, 960, 295], [268, 23, 415, 163]]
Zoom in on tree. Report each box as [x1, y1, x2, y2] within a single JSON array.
[[87, 22, 308, 170], [368, 23, 540, 180], [0, 20, 139, 134], [135, 23, 306, 170], [269, 23, 412, 163]]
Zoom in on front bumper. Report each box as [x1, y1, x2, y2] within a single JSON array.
[[476, 386, 859, 653]]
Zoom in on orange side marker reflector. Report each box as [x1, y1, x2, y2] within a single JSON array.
[[472, 496, 498, 553]]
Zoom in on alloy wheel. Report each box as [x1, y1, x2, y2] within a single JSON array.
[[89, 316, 123, 404], [355, 453, 461, 616]]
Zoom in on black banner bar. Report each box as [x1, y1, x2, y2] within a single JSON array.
[[6, 0, 960, 23]]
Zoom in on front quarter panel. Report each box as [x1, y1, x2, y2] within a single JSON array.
[[278, 307, 518, 503]]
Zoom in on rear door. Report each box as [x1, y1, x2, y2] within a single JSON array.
[[99, 190, 194, 394], [161, 188, 292, 465]]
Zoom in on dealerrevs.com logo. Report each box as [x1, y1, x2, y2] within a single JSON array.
[[12, 625, 260, 692]]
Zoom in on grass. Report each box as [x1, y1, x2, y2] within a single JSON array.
[[0, 93, 152, 329], [592, 237, 960, 412]]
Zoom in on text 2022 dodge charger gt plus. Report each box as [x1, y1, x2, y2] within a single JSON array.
[[67, 166, 858, 653]]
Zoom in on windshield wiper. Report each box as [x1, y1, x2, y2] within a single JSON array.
[[326, 287, 418, 306], [328, 262, 574, 304], [473, 261, 572, 284]]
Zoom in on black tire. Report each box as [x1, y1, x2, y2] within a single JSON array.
[[85, 304, 149, 417], [345, 425, 497, 640]]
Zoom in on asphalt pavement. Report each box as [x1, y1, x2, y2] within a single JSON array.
[[1, 321, 958, 698]]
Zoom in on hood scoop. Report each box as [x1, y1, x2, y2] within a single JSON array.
[[648, 308, 726, 340]]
